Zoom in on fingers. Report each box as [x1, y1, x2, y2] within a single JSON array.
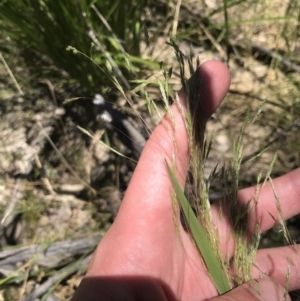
[[209, 279, 291, 301], [116, 61, 231, 227], [240, 168, 300, 233], [254, 245, 300, 292], [212, 168, 300, 255]]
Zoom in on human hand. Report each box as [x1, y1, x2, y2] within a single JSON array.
[[72, 61, 300, 301]]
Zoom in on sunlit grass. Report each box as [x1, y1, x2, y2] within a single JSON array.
[[0, 0, 149, 92]]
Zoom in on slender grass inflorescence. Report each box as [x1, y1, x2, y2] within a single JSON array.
[[167, 38, 232, 294], [165, 39, 288, 294]]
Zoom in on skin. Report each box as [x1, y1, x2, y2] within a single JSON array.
[[72, 61, 300, 301]]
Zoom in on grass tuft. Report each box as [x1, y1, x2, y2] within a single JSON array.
[[0, 0, 149, 92]]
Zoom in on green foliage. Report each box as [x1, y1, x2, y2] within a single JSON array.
[[0, 0, 148, 92]]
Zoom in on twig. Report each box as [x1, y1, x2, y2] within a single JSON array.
[[172, 0, 182, 37], [36, 121, 97, 195], [34, 154, 56, 194], [242, 119, 300, 163], [25, 255, 92, 301], [199, 22, 227, 60], [38, 79, 58, 106], [0, 178, 23, 228], [251, 43, 300, 73], [45, 294, 62, 301], [0, 234, 103, 275], [0, 52, 24, 95]]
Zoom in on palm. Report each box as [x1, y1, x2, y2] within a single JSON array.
[[73, 61, 300, 301]]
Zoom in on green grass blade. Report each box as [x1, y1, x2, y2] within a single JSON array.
[[166, 161, 231, 295]]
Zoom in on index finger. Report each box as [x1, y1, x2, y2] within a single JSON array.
[[212, 168, 300, 255]]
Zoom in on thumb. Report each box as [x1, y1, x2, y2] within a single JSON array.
[[209, 279, 291, 301]]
